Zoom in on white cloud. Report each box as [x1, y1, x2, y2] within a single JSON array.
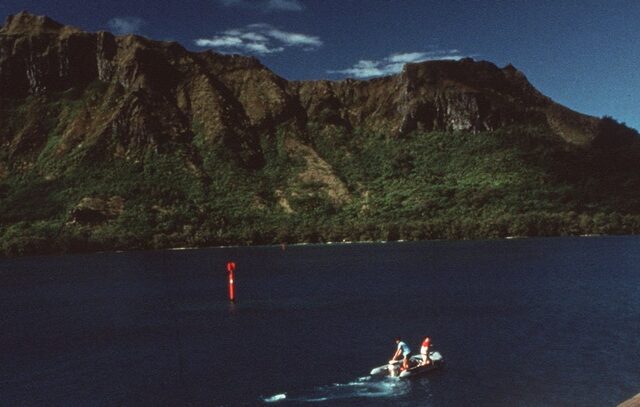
[[267, 28, 322, 47], [195, 23, 322, 55], [107, 17, 145, 35], [388, 52, 430, 63], [329, 50, 466, 78], [245, 42, 285, 54], [240, 32, 269, 42], [195, 36, 244, 47], [333, 60, 385, 78], [218, 0, 304, 12]]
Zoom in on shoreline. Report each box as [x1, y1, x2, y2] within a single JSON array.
[[0, 233, 635, 261]]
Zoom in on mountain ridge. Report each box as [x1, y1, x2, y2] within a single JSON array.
[[1, 12, 639, 257], [0, 11, 603, 151]]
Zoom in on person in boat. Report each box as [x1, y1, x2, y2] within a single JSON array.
[[391, 337, 412, 370], [419, 336, 431, 366]]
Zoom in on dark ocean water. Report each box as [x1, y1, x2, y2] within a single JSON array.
[[1, 236, 639, 406]]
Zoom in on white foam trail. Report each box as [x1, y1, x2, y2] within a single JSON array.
[[263, 393, 287, 403], [263, 376, 410, 404], [304, 397, 328, 402]]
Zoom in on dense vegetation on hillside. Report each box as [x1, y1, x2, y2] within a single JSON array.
[[2, 13, 639, 257], [2, 94, 639, 257]]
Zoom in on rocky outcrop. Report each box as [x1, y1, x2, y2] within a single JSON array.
[[0, 12, 288, 167], [294, 58, 591, 141], [619, 393, 640, 407], [0, 12, 94, 96], [1, 12, 70, 35], [69, 196, 124, 224], [0, 11, 631, 176]]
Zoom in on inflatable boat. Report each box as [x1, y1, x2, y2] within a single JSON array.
[[370, 351, 444, 378]]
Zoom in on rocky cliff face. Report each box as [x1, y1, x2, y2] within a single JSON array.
[[295, 60, 553, 136], [0, 12, 299, 169], [294, 58, 606, 146], [0, 11, 610, 174], [1, 12, 640, 256]]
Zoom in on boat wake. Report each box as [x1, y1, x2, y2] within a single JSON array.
[[262, 375, 410, 404]]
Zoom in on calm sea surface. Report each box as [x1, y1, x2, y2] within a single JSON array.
[[1, 236, 639, 406]]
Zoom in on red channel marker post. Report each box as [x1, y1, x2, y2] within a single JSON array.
[[227, 261, 236, 302]]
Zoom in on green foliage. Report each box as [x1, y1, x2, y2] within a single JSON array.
[[2, 122, 640, 257], [0, 177, 66, 223]]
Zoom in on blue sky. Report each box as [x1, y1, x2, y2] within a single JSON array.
[[1, 0, 638, 130]]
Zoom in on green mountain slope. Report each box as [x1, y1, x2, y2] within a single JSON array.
[[1, 12, 639, 257]]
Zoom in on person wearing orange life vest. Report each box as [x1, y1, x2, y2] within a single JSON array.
[[419, 336, 431, 366]]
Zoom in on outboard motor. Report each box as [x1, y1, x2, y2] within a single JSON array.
[[429, 351, 443, 365]]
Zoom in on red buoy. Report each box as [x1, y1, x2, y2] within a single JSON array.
[[227, 261, 236, 302]]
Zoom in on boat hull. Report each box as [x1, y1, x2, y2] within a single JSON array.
[[370, 351, 444, 378]]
